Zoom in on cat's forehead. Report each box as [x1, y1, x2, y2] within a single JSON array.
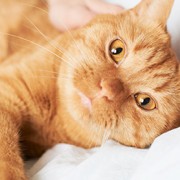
[[87, 12, 169, 44], [83, 13, 171, 66], [78, 13, 178, 93], [82, 13, 170, 66]]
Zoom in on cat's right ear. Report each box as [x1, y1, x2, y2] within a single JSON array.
[[131, 0, 174, 28]]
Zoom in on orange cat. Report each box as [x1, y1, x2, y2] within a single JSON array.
[[0, 0, 179, 179]]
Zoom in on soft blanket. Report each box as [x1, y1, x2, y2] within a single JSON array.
[[26, 127, 180, 180]]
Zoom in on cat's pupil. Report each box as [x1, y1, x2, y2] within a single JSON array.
[[141, 98, 150, 106], [111, 47, 123, 55]]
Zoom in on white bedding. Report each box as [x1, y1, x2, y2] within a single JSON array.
[[26, 127, 180, 180], [25, 0, 180, 179]]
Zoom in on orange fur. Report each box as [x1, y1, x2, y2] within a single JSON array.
[[0, 0, 179, 179]]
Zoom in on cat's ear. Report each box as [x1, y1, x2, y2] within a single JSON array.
[[132, 0, 174, 27]]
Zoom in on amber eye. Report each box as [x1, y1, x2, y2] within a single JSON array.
[[134, 93, 156, 111], [109, 39, 125, 63]]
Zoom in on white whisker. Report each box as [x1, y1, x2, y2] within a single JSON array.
[[21, 2, 48, 14], [0, 32, 74, 68], [24, 17, 78, 67], [30, 75, 57, 79], [37, 69, 59, 75]]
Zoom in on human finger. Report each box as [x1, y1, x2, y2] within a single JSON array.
[[85, 0, 124, 14], [49, 5, 95, 31]]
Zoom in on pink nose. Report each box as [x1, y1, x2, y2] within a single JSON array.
[[97, 78, 123, 101]]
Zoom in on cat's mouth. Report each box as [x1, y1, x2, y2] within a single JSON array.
[[77, 91, 92, 111], [77, 88, 112, 112]]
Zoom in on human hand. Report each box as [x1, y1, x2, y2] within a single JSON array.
[[48, 0, 123, 31]]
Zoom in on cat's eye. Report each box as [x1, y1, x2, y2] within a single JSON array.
[[109, 39, 125, 64], [134, 93, 156, 111]]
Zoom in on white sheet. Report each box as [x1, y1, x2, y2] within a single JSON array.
[[27, 128, 180, 180], [27, 141, 146, 180], [132, 127, 180, 180]]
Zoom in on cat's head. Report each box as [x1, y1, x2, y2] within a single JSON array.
[[59, 0, 180, 148]]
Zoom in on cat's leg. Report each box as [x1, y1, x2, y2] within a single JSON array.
[[0, 113, 26, 180]]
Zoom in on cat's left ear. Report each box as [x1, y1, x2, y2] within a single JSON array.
[[132, 0, 174, 27]]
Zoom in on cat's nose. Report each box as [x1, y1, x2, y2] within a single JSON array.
[[97, 78, 123, 101]]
